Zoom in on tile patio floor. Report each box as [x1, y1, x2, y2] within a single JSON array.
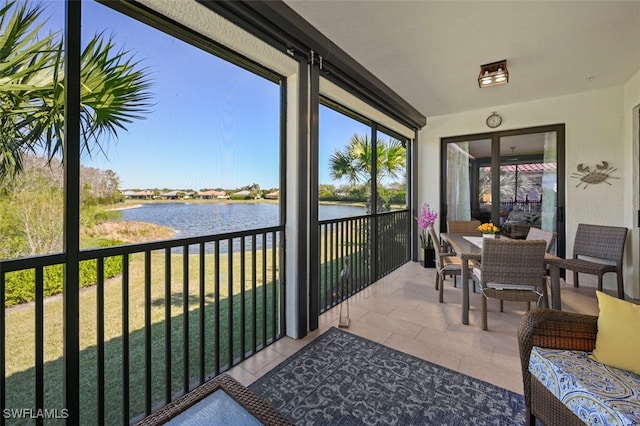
[[226, 261, 603, 395]]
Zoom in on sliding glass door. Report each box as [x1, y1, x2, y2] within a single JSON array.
[[441, 125, 565, 257]]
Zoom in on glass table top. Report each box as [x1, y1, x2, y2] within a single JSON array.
[[165, 389, 262, 426]]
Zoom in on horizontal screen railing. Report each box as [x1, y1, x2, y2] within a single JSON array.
[[318, 209, 410, 313], [0, 225, 285, 425]]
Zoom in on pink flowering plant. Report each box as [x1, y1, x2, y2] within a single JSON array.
[[415, 203, 438, 249]]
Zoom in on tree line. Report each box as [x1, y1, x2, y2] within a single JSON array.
[[124, 183, 280, 200], [0, 155, 122, 260], [319, 183, 406, 206]]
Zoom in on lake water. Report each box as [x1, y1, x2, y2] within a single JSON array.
[[121, 202, 366, 241]]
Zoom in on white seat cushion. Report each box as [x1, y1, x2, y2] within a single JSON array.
[[472, 267, 536, 291]]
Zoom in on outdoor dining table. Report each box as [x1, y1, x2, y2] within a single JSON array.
[[440, 233, 562, 325]]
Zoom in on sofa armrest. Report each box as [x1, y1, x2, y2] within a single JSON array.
[[517, 308, 598, 420], [518, 308, 598, 353]]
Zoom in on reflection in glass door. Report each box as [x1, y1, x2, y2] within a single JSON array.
[[498, 133, 558, 251]]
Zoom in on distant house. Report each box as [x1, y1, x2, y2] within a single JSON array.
[[160, 190, 181, 200], [197, 190, 228, 199], [265, 190, 279, 200], [123, 190, 152, 200], [198, 190, 214, 199]]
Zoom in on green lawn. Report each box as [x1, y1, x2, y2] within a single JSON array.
[[4, 248, 281, 425], [2, 226, 386, 425]]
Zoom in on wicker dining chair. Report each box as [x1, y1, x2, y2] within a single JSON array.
[[471, 239, 547, 330], [526, 227, 557, 308], [525, 227, 557, 253], [447, 220, 482, 236], [429, 226, 462, 303], [444, 220, 482, 254], [560, 223, 628, 299]]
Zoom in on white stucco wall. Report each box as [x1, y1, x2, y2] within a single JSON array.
[[419, 85, 640, 299], [623, 69, 640, 299]]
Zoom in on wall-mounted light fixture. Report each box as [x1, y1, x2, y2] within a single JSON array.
[[478, 60, 509, 88]]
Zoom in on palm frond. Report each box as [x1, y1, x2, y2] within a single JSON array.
[[0, 1, 57, 179], [76, 33, 154, 157], [328, 133, 406, 187], [0, 1, 154, 179]]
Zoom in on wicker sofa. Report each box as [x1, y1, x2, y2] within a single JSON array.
[[518, 308, 599, 426], [518, 308, 640, 426]]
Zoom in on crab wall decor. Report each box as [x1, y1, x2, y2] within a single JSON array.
[[570, 161, 619, 189]]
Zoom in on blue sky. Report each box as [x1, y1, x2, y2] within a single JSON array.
[[43, 1, 385, 191], [319, 106, 371, 185], [78, 1, 282, 190]]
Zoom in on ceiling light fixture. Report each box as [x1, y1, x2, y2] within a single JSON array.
[[478, 60, 509, 88]]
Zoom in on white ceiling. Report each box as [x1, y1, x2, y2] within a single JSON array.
[[283, 0, 640, 119]]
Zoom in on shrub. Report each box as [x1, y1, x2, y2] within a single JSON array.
[[4, 240, 128, 307], [229, 194, 250, 200]]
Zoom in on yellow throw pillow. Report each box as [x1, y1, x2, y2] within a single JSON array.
[[590, 291, 640, 374]]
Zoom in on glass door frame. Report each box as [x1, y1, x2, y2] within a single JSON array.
[[440, 124, 566, 259]]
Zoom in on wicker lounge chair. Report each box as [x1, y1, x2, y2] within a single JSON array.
[[429, 226, 462, 303], [471, 239, 547, 330], [518, 308, 598, 426], [560, 223, 627, 299]]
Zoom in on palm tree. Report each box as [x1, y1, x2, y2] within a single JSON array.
[[0, 1, 153, 180], [329, 133, 406, 212], [329, 134, 405, 186]]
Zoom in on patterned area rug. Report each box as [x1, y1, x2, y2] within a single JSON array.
[[250, 327, 526, 425]]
